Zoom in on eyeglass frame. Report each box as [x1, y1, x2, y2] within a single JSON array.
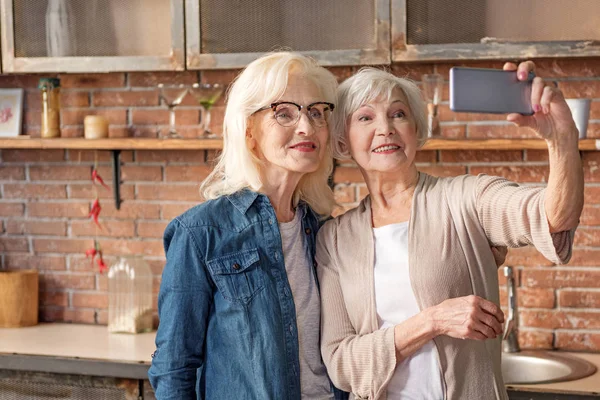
[[253, 101, 335, 127]]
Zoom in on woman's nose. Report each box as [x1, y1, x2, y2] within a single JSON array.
[[296, 112, 316, 136], [376, 117, 394, 136]]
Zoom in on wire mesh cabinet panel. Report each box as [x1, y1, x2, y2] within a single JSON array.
[[0, 0, 185, 73], [186, 0, 390, 69], [392, 0, 600, 61]]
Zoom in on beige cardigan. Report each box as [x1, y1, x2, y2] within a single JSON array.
[[316, 173, 574, 400]]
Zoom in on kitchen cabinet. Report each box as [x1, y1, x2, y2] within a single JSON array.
[[0, 0, 185, 73]]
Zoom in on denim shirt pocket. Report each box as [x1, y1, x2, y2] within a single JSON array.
[[206, 248, 265, 304]]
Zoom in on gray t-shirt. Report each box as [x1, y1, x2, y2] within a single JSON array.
[[279, 212, 333, 399]]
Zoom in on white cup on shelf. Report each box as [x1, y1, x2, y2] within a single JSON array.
[[565, 98, 591, 139]]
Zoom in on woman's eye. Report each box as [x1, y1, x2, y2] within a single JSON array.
[[358, 115, 372, 122], [392, 110, 406, 118]]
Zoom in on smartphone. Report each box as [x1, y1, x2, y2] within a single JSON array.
[[450, 67, 534, 115]]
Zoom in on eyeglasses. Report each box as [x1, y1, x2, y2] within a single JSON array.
[[254, 101, 335, 127]]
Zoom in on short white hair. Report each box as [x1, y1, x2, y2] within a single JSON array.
[[331, 67, 428, 160], [201, 52, 338, 216]]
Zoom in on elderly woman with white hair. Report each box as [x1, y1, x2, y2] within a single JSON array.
[[148, 52, 345, 399], [316, 62, 583, 400]]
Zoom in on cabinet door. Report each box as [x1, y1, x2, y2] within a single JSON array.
[[186, 0, 390, 69], [392, 0, 600, 61], [0, 0, 185, 73]]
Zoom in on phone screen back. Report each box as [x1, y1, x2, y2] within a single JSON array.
[[450, 67, 533, 115]]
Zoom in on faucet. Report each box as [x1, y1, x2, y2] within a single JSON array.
[[502, 266, 520, 353]]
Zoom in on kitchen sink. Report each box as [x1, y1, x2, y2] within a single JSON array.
[[502, 351, 597, 385]]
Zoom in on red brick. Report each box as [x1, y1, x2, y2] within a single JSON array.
[[590, 101, 600, 120], [504, 247, 555, 267], [521, 310, 600, 329], [588, 123, 600, 138], [135, 150, 206, 163], [4, 254, 66, 271], [567, 248, 600, 266], [121, 166, 163, 182], [100, 239, 165, 257], [0, 203, 25, 216], [0, 74, 49, 89], [556, 332, 600, 351], [414, 150, 436, 163], [93, 90, 159, 107], [161, 204, 195, 220], [59, 126, 84, 138], [72, 292, 108, 309], [581, 206, 600, 225], [136, 184, 202, 201], [61, 109, 127, 126], [583, 153, 600, 182], [40, 291, 68, 307], [518, 330, 554, 350], [39, 272, 95, 290], [468, 124, 538, 139], [358, 185, 369, 200], [28, 202, 89, 218], [519, 287, 556, 308], [0, 167, 25, 180], [323, 66, 356, 83], [200, 70, 239, 85], [418, 165, 466, 177], [62, 91, 91, 108], [535, 59, 600, 78], [3, 184, 67, 199], [97, 274, 107, 291], [574, 228, 600, 246], [33, 238, 92, 254], [522, 269, 600, 288], [2, 149, 65, 162], [525, 150, 549, 162], [434, 61, 505, 78], [129, 71, 198, 87], [5, 220, 67, 236], [131, 109, 200, 125], [70, 220, 135, 237], [67, 150, 133, 163], [129, 126, 159, 138], [440, 150, 522, 163], [164, 165, 212, 182], [390, 64, 434, 81], [108, 126, 131, 138], [146, 259, 166, 275], [558, 289, 600, 308], [29, 165, 91, 181], [333, 166, 364, 184], [137, 221, 169, 238], [439, 105, 507, 123], [69, 255, 119, 272], [558, 81, 600, 99], [98, 202, 161, 219], [439, 125, 466, 139], [0, 238, 29, 252], [69, 184, 134, 200], [470, 165, 549, 183], [59, 73, 125, 88]]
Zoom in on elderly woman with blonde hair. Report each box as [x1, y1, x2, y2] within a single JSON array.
[[149, 52, 346, 399], [316, 62, 583, 399]]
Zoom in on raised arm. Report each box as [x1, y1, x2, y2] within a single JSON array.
[[148, 219, 212, 400], [504, 61, 584, 233]]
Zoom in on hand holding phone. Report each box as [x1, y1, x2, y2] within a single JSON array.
[[450, 67, 534, 115]]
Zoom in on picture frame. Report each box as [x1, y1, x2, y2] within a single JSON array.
[[0, 88, 23, 137]]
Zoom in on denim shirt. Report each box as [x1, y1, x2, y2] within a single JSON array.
[[148, 189, 347, 400]]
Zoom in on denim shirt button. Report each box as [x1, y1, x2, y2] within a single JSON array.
[[274, 252, 279, 261], [232, 263, 241, 270], [268, 218, 274, 225], [289, 324, 293, 332], [304, 228, 311, 234]]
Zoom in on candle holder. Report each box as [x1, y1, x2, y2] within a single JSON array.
[[422, 74, 444, 138]]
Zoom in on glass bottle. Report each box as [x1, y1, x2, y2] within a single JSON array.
[[107, 256, 153, 334], [39, 78, 61, 138]]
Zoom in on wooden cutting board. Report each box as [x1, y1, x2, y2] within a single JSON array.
[[0, 270, 38, 328]]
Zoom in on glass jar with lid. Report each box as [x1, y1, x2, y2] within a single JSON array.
[[107, 256, 153, 334], [38, 78, 61, 138]]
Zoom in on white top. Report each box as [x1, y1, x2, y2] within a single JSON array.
[[373, 222, 444, 400], [279, 212, 333, 399]]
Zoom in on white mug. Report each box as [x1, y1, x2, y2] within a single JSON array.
[[565, 99, 591, 139]]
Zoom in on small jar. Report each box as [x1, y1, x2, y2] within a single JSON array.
[[39, 78, 61, 138], [84, 115, 109, 139], [107, 256, 153, 334]]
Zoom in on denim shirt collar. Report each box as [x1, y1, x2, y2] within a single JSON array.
[[226, 188, 309, 219]]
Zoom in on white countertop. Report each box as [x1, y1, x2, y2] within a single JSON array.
[[0, 323, 155, 364], [0, 323, 599, 394]]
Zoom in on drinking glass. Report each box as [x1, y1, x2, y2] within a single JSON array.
[[189, 83, 224, 136], [158, 83, 189, 139], [422, 74, 444, 138]]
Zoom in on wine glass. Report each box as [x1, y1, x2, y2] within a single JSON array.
[[189, 83, 224, 136], [158, 83, 189, 139], [421, 74, 444, 138]]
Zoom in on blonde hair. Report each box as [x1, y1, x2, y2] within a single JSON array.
[[201, 52, 338, 216], [331, 67, 428, 160]]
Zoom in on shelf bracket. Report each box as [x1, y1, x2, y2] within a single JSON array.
[[111, 150, 122, 210]]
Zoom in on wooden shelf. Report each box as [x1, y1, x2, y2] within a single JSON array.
[[0, 138, 597, 151]]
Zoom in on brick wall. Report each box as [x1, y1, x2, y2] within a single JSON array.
[[0, 58, 599, 351]]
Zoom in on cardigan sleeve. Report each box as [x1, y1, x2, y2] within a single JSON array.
[[473, 174, 575, 265], [316, 219, 397, 399]]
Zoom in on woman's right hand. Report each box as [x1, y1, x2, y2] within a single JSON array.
[[428, 295, 505, 341]]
